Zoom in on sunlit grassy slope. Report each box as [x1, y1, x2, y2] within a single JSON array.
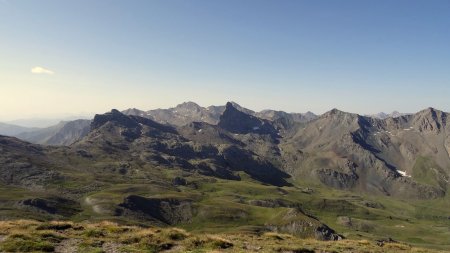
[[0, 220, 446, 253]]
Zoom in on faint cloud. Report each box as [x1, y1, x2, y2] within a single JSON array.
[[31, 66, 55, 75]]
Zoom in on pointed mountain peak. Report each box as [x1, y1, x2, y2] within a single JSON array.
[[323, 108, 351, 117], [320, 109, 362, 127], [412, 107, 447, 132], [176, 101, 201, 109], [111, 109, 121, 114], [329, 108, 342, 114], [219, 103, 277, 136], [414, 107, 445, 120], [225, 101, 238, 110], [229, 101, 241, 107], [224, 101, 255, 115], [222, 101, 251, 115], [418, 107, 440, 115], [221, 102, 249, 120]]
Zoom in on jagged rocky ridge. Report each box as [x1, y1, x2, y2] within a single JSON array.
[[122, 101, 317, 126], [2, 103, 450, 199], [0, 102, 450, 243], [78, 108, 290, 187], [1, 101, 312, 146]]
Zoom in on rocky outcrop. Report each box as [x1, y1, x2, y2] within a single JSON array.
[[118, 195, 194, 225], [314, 225, 344, 241], [265, 209, 343, 241], [314, 168, 359, 189], [18, 197, 81, 217]]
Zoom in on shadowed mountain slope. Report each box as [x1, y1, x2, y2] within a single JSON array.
[[76, 108, 290, 187], [1, 104, 450, 249], [280, 108, 449, 199]]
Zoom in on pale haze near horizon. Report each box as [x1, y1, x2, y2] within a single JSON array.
[[1, 0, 450, 121]]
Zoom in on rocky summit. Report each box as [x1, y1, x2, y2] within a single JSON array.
[[0, 102, 449, 251]]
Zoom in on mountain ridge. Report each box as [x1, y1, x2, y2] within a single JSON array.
[[122, 101, 318, 127], [0, 102, 449, 249]]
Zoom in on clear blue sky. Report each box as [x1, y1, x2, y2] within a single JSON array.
[[1, 0, 450, 120]]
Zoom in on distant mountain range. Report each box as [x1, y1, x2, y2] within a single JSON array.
[[1, 102, 317, 145], [5, 115, 93, 128], [1, 103, 414, 146], [122, 101, 317, 127], [366, 111, 411, 119], [1, 102, 449, 196], [0, 122, 38, 136], [0, 101, 449, 248], [15, 119, 91, 146], [0, 120, 91, 146], [0, 103, 412, 146]]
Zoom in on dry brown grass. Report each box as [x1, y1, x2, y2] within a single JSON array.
[[0, 220, 446, 252]]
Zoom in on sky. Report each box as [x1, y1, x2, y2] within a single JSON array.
[[1, 0, 450, 121]]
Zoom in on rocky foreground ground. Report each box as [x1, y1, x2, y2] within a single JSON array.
[[0, 220, 444, 253]]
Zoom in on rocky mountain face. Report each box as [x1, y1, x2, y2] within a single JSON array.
[[0, 107, 333, 239], [280, 108, 450, 198], [218, 102, 280, 137], [2, 104, 449, 199], [78, 108, 290, 187], [1, 103, 450, 247]]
